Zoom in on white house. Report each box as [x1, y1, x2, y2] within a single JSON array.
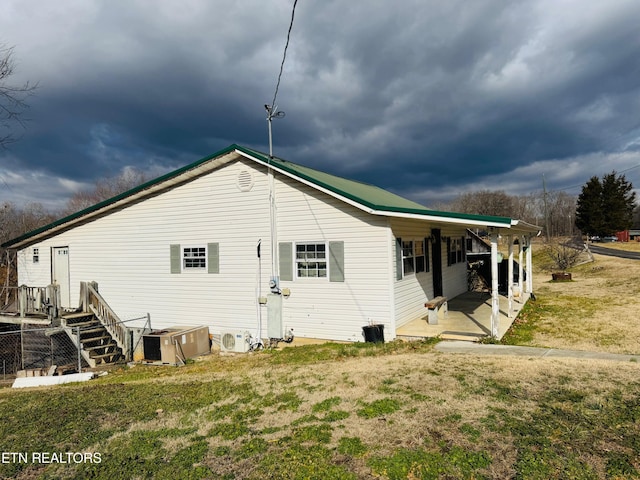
[[3, 144, 539, 343]]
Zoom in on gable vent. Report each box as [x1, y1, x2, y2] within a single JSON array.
[[237, 170, 254, 192]]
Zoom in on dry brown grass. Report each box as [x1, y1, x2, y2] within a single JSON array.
[[529, 249, 640, 354]]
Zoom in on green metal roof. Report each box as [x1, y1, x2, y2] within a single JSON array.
[[2, 143, 514, 249], [235, 145, 512, 224]]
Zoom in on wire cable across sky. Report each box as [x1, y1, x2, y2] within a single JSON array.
[[269, 0, 299, 114]]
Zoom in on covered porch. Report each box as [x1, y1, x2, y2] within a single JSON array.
[[396, 222, 539, 342], [396, 290, 531, 341]]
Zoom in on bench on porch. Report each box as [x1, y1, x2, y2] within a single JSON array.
[[424, 296, 448, 325]]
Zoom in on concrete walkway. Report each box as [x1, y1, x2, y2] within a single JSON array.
[[435, 340, 640, 362]]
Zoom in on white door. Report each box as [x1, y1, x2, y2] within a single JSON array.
[[52, 247, 71, 308]]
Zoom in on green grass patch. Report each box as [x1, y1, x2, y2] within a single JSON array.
[[262, 390, 303, 412], [312, 396, 342, 413], [368, 445, 491, 479], [293, 423, 333, 444], [357, 398, 401, 419], [74, 430, 212, 480], [337, 436, 368, 457], [255, 443, 356, 480], [501, 294, 602, 346], [265, 339, 437, 365], [234, 437, 269, 460], [322, 409, 350, 422]]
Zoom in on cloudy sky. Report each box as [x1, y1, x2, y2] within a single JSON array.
[[1, 0, 640, 211]]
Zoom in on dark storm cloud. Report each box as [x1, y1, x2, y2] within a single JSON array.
[[1, 0, 640, 210]]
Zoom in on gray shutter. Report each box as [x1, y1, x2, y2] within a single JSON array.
[[425, 237, 430, 272], [279, 242, 293, 281], [329, 241, 345, 282], [395, 237, 403, 280], [170, 244, 181, 274], [207, 243, 219, 274]]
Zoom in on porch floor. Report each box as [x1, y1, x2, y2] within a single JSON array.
[[396, 291, 528, 342]]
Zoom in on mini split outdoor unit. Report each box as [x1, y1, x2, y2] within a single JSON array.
[[142, 326, 211, 365], [219, 330, 250, 353]]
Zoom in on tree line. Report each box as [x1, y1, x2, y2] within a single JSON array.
[[433, 189, 580, 238], [433, 171, 638, 239]]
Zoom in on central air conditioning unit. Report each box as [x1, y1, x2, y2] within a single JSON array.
[[220, 330, 250, 353], [142, 326, 211, 365]]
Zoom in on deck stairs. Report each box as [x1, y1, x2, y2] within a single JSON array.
[[62, 312, 125, 368]]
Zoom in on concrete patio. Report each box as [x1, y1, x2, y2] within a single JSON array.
[[396, 291, 529, 341]]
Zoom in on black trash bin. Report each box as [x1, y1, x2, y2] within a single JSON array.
[[362, 324, 385, 343]]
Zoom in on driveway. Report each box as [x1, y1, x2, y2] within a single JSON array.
[[588, 244, 640, 260]]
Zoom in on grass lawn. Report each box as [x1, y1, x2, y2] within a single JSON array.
[[0, 248, 639, 479]]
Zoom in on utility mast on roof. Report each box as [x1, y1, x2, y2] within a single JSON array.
[[264, 0, 298, 159], [265, 105, 285, 159]]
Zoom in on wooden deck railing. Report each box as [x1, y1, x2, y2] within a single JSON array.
[[83, 282, 129, 359], [0, 284, 58, 319]]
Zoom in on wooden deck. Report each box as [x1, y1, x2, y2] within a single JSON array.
[[396, 291, 528, 341]]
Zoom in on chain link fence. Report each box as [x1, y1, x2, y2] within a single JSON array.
[[0, 315, 150, 382]]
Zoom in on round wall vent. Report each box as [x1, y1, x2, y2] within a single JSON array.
[[237, 170, 254, 192]]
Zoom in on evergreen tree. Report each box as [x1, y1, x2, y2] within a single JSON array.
[[575, 171, 636, 236]]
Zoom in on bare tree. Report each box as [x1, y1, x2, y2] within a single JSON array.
[[63, 167, 150, 215], [449, 190, 515, 217], [0, 44, 37, 148], [436, 189, 577, 238], [1, 202, 56, 293]]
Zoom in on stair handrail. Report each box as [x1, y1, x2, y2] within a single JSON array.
[[84, 282, 129, 359]]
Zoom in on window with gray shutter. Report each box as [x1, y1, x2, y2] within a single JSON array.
[[207, 243, 219, 274], [279, 242, 293, 281], [329, 241, 344, 282], [170, 244, 181, 274]]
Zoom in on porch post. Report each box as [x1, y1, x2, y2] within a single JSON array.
[[490, 230, 500, 337], [526, 235, 534, 295], [518, 236, 524, 301], [507, 235, 514, 318]]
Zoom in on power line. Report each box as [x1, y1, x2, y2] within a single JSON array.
[[265, 0, 299, 158], [270, 0, 299, 112]]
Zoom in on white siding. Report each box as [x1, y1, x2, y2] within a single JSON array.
[[275, 174, 392, 342], [20, 159, 271, 333], [18, 160, 392, 342], [439, 226, 468, 300], [391, 219, 468, 327], [17, 246, 51, 287]]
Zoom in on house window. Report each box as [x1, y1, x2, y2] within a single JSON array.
[[32, 247, 39, 264], [296, 243, 327, 278], [183, 246, 206, 269], [415, 240, 425, 273], [402, 240, 415, 275], [448, 238, 464, 265]]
